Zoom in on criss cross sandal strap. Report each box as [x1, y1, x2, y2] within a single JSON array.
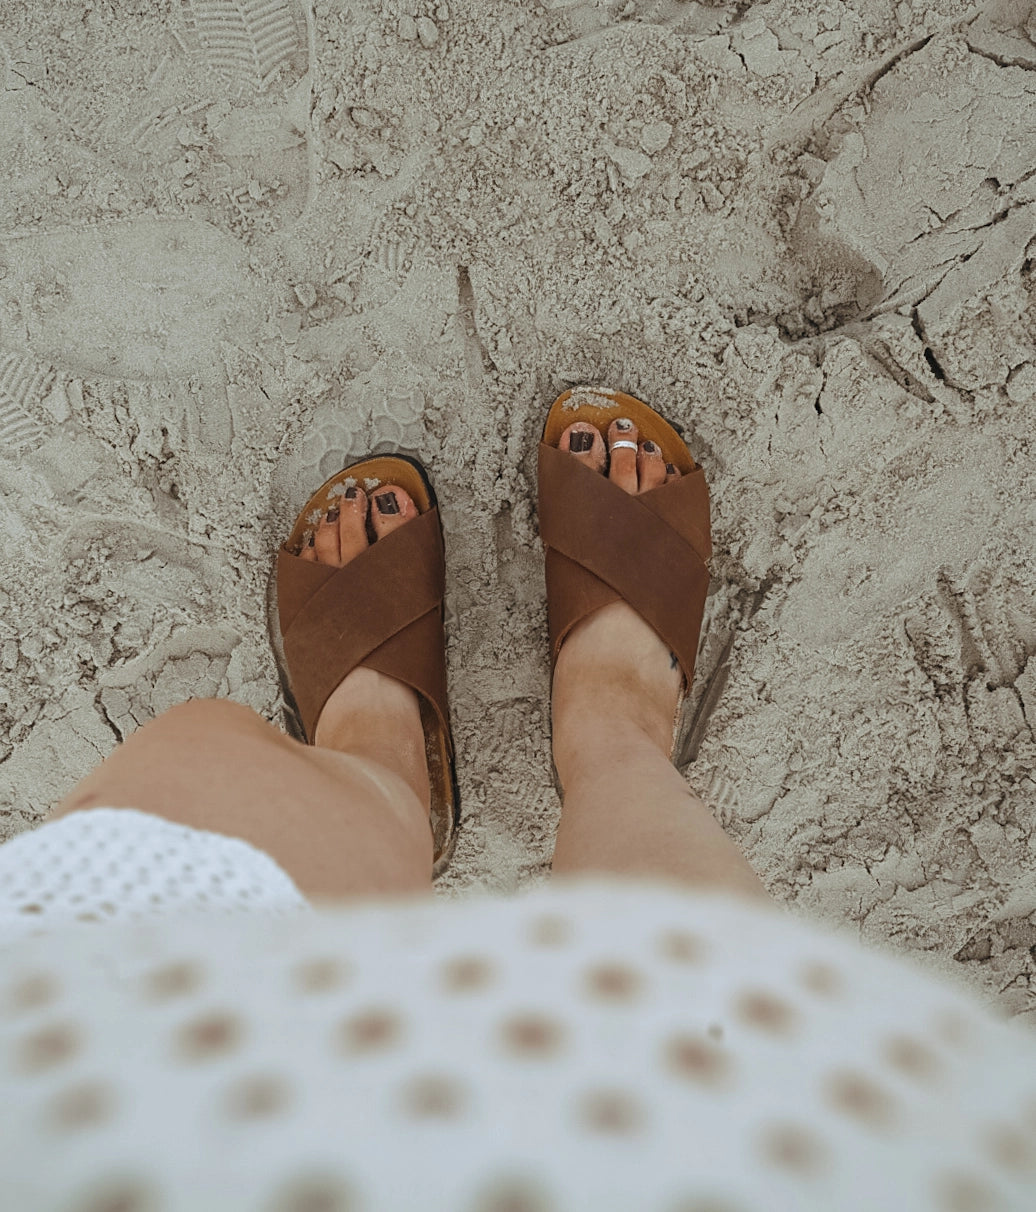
[[273, 455, 458, 874], [276, 508, 449, 745], [538, 387, 713, 692]]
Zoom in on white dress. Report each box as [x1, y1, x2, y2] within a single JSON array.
[[1, 808, 1034, 1212]]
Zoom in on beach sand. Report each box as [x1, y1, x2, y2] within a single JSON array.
[[0, 0, 1033, 1021]]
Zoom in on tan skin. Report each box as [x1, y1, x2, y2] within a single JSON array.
[[45, 420, 771, 908]]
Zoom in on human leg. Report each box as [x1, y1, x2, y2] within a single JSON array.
[[547, 416, 771, 903], [45, 485, 435, 903]]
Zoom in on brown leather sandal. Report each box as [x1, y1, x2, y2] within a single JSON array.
[[271, 453, 460, 877], [538, 385, 713, 790]]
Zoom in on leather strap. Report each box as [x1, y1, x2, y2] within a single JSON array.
[[538, 441, 712, 684], [276, 507, 450, 747]]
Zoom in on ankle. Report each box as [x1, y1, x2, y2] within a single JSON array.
[[313, 668, 430, 811], [553, 712, 671, 794], [552, 656, 677, 770], [550, 603, 683, 759]]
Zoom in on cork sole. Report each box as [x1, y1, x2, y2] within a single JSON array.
[[541, 384, 698, 475]]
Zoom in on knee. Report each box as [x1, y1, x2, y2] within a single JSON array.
[[48, 698, 291, 825], [145, 697, 277, 743]]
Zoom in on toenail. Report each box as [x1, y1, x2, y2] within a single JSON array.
[[615, 417, 633, 431], [307, 533, 315, 547], [666, 463, 677, 475], [643, 441, 657, 454], [375, 491, 399, 515], [326, 507, 340, 522], [569, 431, 594, 453], [344, 486, 358, 499]]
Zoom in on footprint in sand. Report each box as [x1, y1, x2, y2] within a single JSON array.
[[8, 0, 312, 241]]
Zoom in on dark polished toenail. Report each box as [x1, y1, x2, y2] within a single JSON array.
[[643, 441, 657, 454], [615, 417, 633, 431], [666, 463, 677, 475], [569, 431, 594, 453], [344, 486, 358, 499], [307, 533, 315, 547], [326, 507, 340, 522], [375, 492, 399, 515]]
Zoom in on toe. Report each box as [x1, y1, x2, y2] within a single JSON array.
[[560, 422, 606, 473], [336, 486, 370, 562], [300, 534, 317, 562], [371, 483, 418, 539], [637, 440, 667, 493], [606, 417, 639, 494], [665, 461, 681, 484], [313, 506, 343, 565]]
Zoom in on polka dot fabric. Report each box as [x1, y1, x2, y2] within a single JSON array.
[[1, 839, 1035, 1212], [0, 809, 310, 936]]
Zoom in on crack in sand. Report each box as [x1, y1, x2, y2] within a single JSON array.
[[767, 31, 936, 154], [965, 40, 1036, 72], [94, 692, 124, 746]]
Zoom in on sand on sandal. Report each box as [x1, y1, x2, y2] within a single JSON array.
[[0, 1, 1033, 1023]]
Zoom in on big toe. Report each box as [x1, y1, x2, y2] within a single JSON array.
[[305, 485, 371, 567], [560, 422, 607, 473], [371, 484, 418, 539]]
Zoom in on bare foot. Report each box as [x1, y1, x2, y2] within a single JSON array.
[[550, 418, 686, 782], [301, 484, 430, 812]]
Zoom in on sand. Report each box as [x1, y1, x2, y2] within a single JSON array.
[[0, 0, 1033, 1021]]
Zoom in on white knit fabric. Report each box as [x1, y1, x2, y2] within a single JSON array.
[[0, 808, 310, 937], [1, 809, 1035, 1212]]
